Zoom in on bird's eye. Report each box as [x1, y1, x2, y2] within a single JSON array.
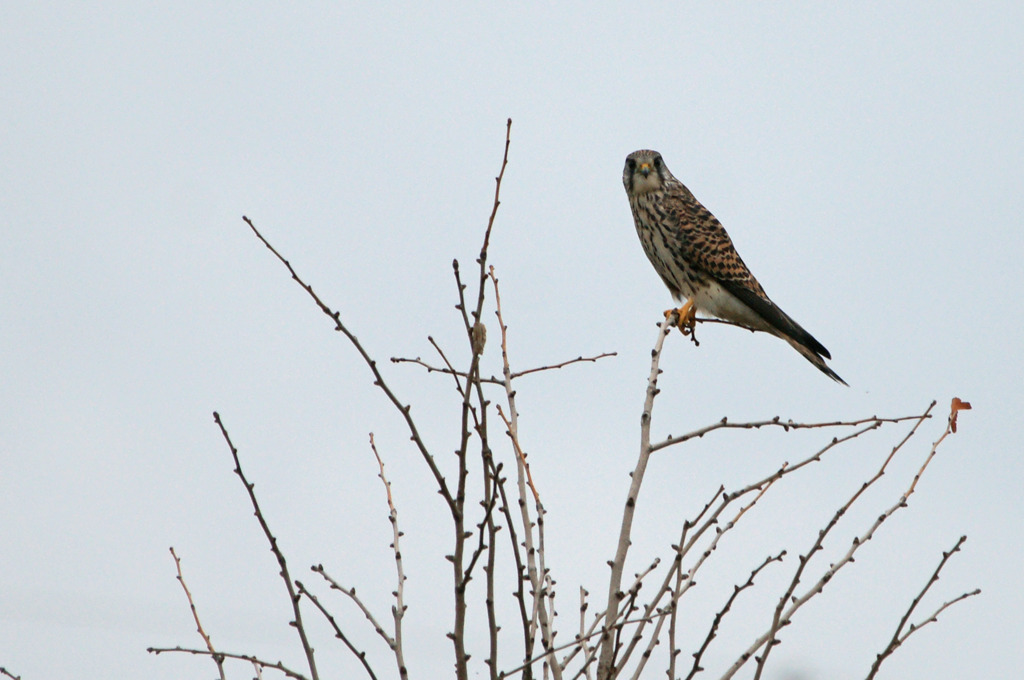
[[626, 158, 636, 170], [653, 156, 662, 167]]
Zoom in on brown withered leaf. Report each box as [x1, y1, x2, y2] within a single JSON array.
[[949, 397, 972, 433]]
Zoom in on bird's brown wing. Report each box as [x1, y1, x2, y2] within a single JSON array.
[[661, 189, 768, 296], [663, 189, 832, 360]]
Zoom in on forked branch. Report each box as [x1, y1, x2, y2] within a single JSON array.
[[866, 535, 980, 679]]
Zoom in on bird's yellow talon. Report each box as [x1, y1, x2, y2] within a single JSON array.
[[664, 300, 697, 334]]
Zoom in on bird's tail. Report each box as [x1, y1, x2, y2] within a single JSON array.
[[783, 335, 848, 385], [717, 282, 846, 385], [757, 297, 847, 385]]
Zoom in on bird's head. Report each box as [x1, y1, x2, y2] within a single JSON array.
[[623, 149, 667, 195]]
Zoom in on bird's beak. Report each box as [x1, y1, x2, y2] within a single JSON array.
[[639, 162, 651, 177]]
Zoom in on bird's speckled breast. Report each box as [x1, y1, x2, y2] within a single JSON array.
[[629, 191, 706, 302]]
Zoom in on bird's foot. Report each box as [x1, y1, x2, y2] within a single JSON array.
[[664, 300, 699, 346]]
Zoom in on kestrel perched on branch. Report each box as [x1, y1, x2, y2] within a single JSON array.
[[623, 149, 846, 385]]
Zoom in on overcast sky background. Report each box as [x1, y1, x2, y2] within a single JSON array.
[[3, 3, 1023, 679]]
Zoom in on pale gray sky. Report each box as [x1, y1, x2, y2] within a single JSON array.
[[3, 3, 1022, 679]]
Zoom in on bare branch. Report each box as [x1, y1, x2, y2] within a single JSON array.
[[147, 646, 309, 680], [191, 127, 977, 680], [866, 538, 979, 678], [169, 547, 226, 680], [370, 434, 410, 680], [510, 605, 725, 680], [482, 459, 502, 680], [597, 313, 676, 680], [450, 119, 514, 680], [212, 412, 319, 680], [686, 551, 786, 680], [241, 215, 456, 514], [389, 355, 500, 383], [476, 117, 513, 312], [295, 581, 379, 680], [312, 564, 395, 649], [724, 403, 941, 680], [510, 352, 618, 379], [651, 413, 930, 455], [463, 462, 500, 587], [577, 588, 594, 680], [491, 265, 560, 680], [613, 556, 662, 674], [489, 450, 536, 675], [669, 488, 725, 680], [390, 352, 617, 384], [621, 481, 777, 680]]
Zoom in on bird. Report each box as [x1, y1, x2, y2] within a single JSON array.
[[623, 149, 846, 385]]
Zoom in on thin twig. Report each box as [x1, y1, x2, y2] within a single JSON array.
[[598, 391, 930, 680], [370, 434, 410, 680], [722, 403, 940, 680], [147, 647, 308, 680], [489, 448, 536, 677], [463, 464, 501, 587], [491, 265, 561, 680], [241, 215, 455, 514], [312, 564, 395, 649], [482, 457, 502, 680], [510, 352, 618, 379], [749, 406, 936, 679], [621, 481, 777, 680], [866, 535, 978, 679], [295, 581, 379, 680], [578, 587, 593, 680], [447, 256, 503, 680], [508, 601, 738, 680], [425, 311, 501, 680], [685, 551, 785, 680], [212, 412, 319, 680], [597, 312, 676, 680], [668, 488, 726, 680], [452, 119, 514, 680], [390, 352, 618, 383], [496, 404, 540, 503], [651, 413, 929, 454], [169, 547, 226, 680]]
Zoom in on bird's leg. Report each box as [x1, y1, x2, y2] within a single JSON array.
[[663, 299, 697, 331], [664, 299, 699, 344]]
